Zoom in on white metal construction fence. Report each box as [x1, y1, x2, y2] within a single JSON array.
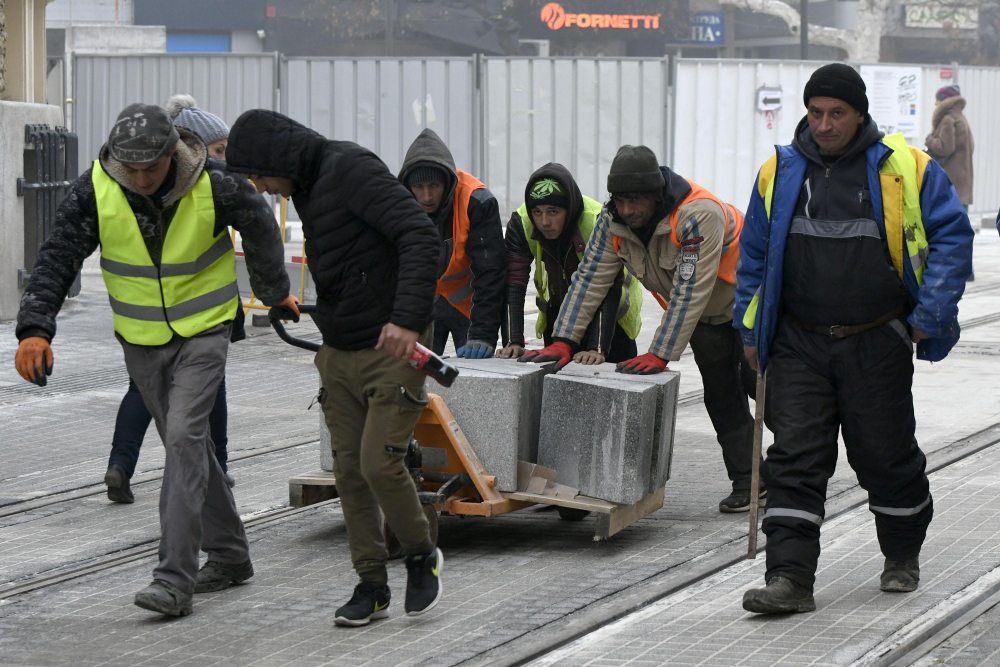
[[71, 53, 999, 221]]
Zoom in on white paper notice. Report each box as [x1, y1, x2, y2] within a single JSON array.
[[860, 65, 922, 144]]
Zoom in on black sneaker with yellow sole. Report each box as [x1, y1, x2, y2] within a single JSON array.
[[334, 581, 391, 627]]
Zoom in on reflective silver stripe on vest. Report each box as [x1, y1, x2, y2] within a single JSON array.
[[446, 283, 473, 305], [762, 507, 824, 526], [108, 282, 237, 322], [441, 269, 472, 282], [789, 216, 881, 239], [721, 206, 736, 252], [617, 280, 631, 321], [101, 255, 159, 279], [160, 235, 235, 278], [108, 295, 167, 321], [869, 495, 931, 517], [165, 282, 239, 320]]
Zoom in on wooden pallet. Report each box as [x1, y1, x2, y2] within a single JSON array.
[[288, 470, 338, 508], [504, 487, 665, 540]]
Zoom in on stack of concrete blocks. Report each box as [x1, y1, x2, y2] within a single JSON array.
[[430, 359, 553, 491], [538, 364, 680, 505]]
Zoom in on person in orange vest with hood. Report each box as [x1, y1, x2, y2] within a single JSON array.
[[399, 129, 505, 359], [522, 145, 759, 513]]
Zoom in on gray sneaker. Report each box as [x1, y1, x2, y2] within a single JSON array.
[[881, 557, 920, 592], [195, 559, 254, 593], [742, 576, 816, 614], [134, 580, 193, 617]]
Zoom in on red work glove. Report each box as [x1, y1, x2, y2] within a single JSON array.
[[616, 352, 667, 375], [518, 341, 573, 369]]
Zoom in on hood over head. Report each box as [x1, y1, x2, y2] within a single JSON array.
[[225, 109, 328, 195], [524, 163, 585, 237], [793, 113, 883, 166], [398, 129, 459, 221], [933, 95, 967, 125]]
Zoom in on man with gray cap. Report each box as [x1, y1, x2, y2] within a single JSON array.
[[14, 103, 297, 617], [735, 63, 973, 613], [522, 146, 757, 514]]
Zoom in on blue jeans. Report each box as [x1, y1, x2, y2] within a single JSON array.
[[108, 377, 229, 477]]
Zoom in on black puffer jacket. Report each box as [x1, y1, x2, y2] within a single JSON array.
[[227, 110, 440, 350], [398, 129, 505, 346], [16, 128, 288, 342]]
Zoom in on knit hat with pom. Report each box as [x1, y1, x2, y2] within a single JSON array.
[[165, 94, 230, 145]]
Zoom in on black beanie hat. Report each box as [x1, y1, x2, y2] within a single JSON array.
[[607, 145, 665, 194], [803, 63, 868, 116], [405, 164, 448, 187]]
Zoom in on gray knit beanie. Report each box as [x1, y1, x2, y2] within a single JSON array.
[[165, 94, 230, 145], [607, 145, 665, 194]]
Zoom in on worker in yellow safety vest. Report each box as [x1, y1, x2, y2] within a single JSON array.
[[14, 103, 297, 617]]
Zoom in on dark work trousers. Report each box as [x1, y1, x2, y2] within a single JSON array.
[[432, 297, 470, 355], [762, 318, 932, 589], [688, 320, 757, 492], [118, 324, 249, 595], [108, 377, 229, 477]]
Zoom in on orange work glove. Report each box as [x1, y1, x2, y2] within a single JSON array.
[[275, 294, 301, 322], [15, 337, 54, 387]]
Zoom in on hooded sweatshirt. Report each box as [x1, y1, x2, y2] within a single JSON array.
[[17, 127, 288, 343], [505, 163, 596, 346], [226, 110, 440, 350], [398, 129, 505, 346], [782, 115, 909, 326]]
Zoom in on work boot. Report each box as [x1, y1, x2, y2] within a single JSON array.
[[105, 464, 134, 504], [334, 581, 391, 627], [224, 471, 236, 488], [134, 580, 193, 617], [404, 547, 443, 616], [742, 576, 816, 614], [880, 557, 920, 592], [194, 559, 254, 593], [719, 487, 767, 513]]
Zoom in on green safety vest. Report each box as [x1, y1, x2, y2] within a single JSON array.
[[519, 195, 643, 340], [741, 132, 930, 331], [94, 161, 239, 346]]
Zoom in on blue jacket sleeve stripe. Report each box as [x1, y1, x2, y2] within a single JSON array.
[[553, 212, 610, 339], [654, 219, 700, 356]]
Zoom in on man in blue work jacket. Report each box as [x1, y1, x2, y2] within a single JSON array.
[[734, 64, 973, 614]]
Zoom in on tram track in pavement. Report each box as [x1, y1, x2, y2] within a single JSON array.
[[463, 421, 1000, 667], [0, 436, 319, 519]]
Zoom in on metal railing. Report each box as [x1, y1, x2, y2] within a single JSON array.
[[18, 124, 81, 298]]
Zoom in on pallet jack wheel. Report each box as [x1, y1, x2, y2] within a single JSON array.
[[557, 507, 591, 521], [384, 504, 440, 560]]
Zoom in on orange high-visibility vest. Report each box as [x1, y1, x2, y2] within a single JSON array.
[[612, 179, 743, 310], [437, 170, 485, 318]]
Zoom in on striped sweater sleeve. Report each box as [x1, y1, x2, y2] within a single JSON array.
[[552, 210, 623, 344]]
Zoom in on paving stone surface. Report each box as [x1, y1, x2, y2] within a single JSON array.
[[0, 235, 998, 666]]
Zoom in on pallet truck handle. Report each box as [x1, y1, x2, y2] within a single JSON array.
[[269, 304, 320, 352]]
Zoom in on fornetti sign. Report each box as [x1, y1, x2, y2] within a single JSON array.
[[539, 2, 662, 30]]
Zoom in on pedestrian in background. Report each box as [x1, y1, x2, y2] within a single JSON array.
[[104, 95, 243, 504]]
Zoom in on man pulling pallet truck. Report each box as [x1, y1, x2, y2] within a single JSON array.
[[225, 109, 445, 627]]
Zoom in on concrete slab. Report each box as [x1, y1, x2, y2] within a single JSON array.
[[431, 359, 552, 491], [538, 373, 659, 505], [559, 364, 681, 493]]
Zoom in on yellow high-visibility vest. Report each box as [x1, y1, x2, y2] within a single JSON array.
[[93, 161, 238, 346]]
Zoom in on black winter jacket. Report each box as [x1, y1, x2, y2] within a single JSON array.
[[398, 129, 505, 346], [227, 110, 440, 350], [16, 128, 289, 342]]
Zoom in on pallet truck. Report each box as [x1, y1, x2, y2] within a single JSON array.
[[273, 306, 665, 543]]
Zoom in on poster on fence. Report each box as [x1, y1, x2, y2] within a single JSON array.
[[859, 65, 922, 145]]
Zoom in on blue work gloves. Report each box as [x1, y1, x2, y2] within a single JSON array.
[[456, 339, 495, 359]]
